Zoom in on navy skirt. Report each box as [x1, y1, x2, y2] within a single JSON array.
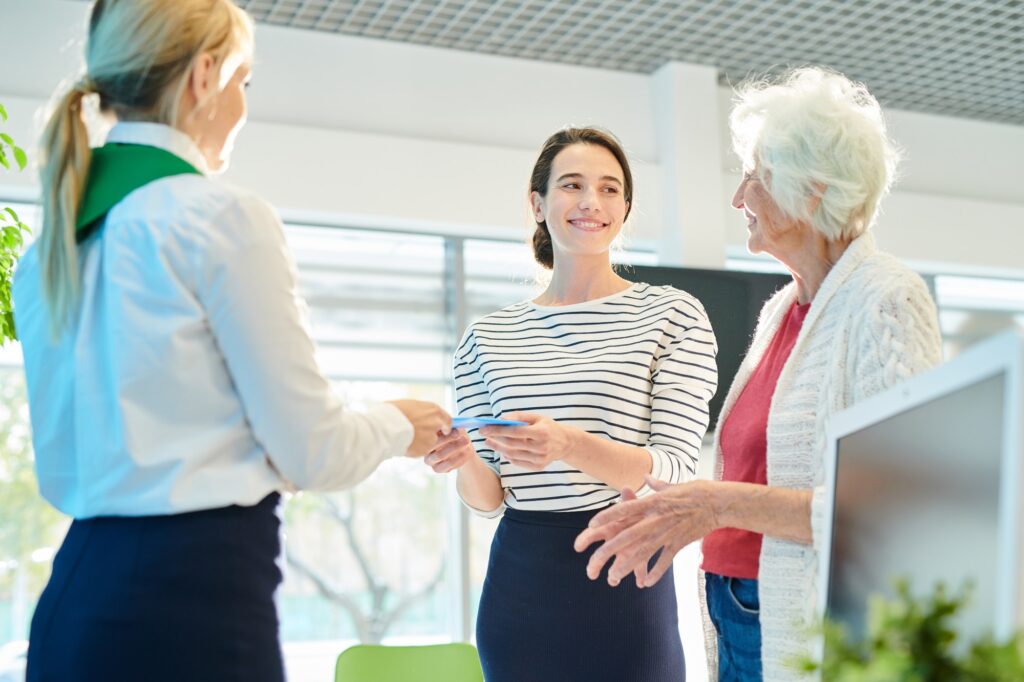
[[27, 493, 285, 682], [476, 508, 685, 682]]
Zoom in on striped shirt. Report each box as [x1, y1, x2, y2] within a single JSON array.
[[453, 282, 718, 515]]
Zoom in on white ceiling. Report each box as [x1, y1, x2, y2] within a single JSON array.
[[234, 0, 1024, 127]]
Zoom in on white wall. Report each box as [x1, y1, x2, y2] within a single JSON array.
[[3, 0, 1023, 271]]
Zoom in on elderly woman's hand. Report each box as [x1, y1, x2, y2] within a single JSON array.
[[574, 476, 720, 588], [479, 412, 578, 471]]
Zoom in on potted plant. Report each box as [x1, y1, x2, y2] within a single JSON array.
[[0, 102, 31, 345], [799, 580, 1024, 681]]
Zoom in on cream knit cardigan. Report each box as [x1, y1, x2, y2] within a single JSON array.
[[699, 232, 943, 681]]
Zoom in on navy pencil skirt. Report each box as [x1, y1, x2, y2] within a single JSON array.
[[27, 493, 285, 682], [476, 507, 685, 682]]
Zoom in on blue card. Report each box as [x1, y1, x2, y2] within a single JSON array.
[[452, 416, 528, 429]]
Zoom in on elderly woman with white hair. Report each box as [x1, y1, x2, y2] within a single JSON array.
[[575, 67, 944, 681]]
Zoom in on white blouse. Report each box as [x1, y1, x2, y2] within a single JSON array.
[[14, 122, 412, 518]]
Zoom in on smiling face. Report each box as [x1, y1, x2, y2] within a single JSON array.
[[530, 143, 629, 265]]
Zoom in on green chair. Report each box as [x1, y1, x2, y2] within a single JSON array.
[[334, 642, 484, 682]]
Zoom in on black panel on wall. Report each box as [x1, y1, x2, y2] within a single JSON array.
[[622, 265, 791, 434]]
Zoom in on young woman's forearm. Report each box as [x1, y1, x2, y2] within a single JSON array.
[[562, 430, 653, 491], [708, 481, 813, 545], [456, 456, 505, 513]]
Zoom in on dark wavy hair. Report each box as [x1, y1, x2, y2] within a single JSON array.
[[529, 127, 634, 269]]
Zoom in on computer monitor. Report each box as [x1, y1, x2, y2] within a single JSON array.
[[820, 329, 1023, 647]]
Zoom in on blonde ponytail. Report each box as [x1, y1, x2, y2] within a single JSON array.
[[39, 81, 93, 335], [36, 0, 253, 334]]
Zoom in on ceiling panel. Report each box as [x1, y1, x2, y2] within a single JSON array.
[[234, 0, 1022, 126]]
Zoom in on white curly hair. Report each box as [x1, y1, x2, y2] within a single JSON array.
[[730, 66, 902, 242]]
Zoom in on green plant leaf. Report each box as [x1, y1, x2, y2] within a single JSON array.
[[0, 105, 28, 345], [1, 311, 14, 345], [798, 579, 1024, 680]]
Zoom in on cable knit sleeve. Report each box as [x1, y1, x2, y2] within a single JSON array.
[[851, 271, 943, 401], [810, 268, 943, 550]]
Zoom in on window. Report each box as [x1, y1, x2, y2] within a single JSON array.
[[278, 226, 452, 679], [0, 368, 67, 652], [933, 275, 1024, 358]]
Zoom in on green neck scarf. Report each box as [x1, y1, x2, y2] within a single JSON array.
[[76, 143, 202, 243]]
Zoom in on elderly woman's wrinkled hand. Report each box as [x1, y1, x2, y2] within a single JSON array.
[[574, 476, 720, 588]]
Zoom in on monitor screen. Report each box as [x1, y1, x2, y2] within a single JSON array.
[[826, 372, 1007, 644]]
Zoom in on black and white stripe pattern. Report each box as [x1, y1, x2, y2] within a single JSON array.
[[454, 282, 718, 514]]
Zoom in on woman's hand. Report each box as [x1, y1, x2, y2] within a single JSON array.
[[426, 429, 505, 513], [387, 400, 451, 456], [424, 429, 477, 473], [574, 476, 720, 588], [615, 485, 652, 587], [479, 412, 579, 471]]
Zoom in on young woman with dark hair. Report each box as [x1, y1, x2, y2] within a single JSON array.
[[426, 127, 718, 680]]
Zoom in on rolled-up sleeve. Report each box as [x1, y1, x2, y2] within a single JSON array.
[[643, 299, 718, 489], [453, 327, 505, 517]]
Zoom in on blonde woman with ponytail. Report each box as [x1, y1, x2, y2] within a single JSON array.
[[14, 2, 450, 679]]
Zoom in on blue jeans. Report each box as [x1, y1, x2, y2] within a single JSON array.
[[705, 572, 762, 681]]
